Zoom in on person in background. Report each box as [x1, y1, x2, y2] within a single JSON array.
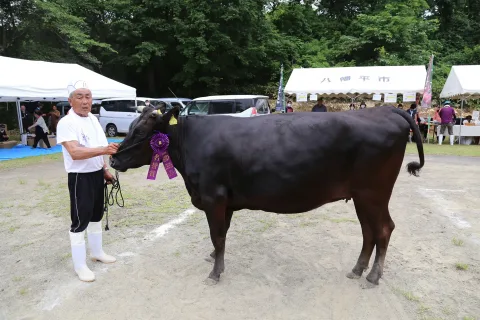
[[397, 103, 403, 109], [348, 103, 356, 110], [0, 126, 9, 142], [49, 105, 61, 135], [417, 112, 429, 142], [286, 100, 294, 113], [438, 101, 456, 145], [35, 103, 47, 117], [312, 97, 327, 112], [28, 110, 51, 149], [463, 115, 473, 125], [145, 100, 151, 107], [407, 103, 420, 122], [359, 102, 367, 109], [20, 105, 31, 132]]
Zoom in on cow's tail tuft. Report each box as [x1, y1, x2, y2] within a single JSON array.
[[392, 108, 425, 177], [406, 161, 422, 177]]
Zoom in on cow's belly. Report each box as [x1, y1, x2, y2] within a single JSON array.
[[227, 174, 351, 213]]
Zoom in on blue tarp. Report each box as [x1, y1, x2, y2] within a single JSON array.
[[0, 138, 124, 161]]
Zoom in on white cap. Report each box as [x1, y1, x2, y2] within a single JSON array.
[[67, 80, 89, 95]]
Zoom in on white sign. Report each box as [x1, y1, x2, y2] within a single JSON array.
[[309, 94, 318, 101], [384, 93, 397, 103], [402, 92, 416, 102], [372, 94, 382, 101], [296, 93, 308, 102], [473, 111, 479, 121]]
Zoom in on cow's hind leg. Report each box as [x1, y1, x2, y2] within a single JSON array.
[[348, 196, 395, 285], [366, 207, 395, 285], [347, 199, 375, 279]]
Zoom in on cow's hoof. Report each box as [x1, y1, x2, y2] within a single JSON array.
[[207, 271, 220, 283], [366, 267, 382, 285], [203, 277, 218, 286], [360, 281, 377, 290], [346, 271, 361, 279]]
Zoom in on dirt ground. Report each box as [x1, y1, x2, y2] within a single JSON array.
[[0, 154, 479, 320]]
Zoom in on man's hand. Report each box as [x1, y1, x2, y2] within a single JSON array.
[[103, 143, 119, 155], [104, 169, 115, 185]]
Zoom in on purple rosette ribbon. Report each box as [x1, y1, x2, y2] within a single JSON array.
[[147, 132, 178, 180]]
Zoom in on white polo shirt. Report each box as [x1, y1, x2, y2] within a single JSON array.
[[56, 111, 108, 173]]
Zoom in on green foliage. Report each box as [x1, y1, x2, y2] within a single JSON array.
[[1, 0, 479, 99]]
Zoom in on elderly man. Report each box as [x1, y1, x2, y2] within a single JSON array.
[[56, 80, 120, 282]]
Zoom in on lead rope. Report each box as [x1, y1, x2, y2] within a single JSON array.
[[103, 170, 124, 231]]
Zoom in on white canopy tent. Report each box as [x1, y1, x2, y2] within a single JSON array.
[[440, 65, 480, 99], [284, 65, 427, 98], [0, 56, 136, 133], [440, 65, 480, 144]]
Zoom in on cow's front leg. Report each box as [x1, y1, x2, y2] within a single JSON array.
[[204, 193, 229, 282], [207, 209, 234, 262]]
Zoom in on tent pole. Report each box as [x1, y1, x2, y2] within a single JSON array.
[[16, 100, 24, 135], [459, 99, 463, 144]]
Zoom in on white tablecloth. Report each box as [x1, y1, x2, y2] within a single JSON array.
[[436, 125, 480, 137]]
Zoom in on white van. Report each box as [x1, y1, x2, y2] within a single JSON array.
[[179, 95, 271, 117], [99, 97, 169, 136]]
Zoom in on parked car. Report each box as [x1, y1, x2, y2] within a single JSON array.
[[99, 97, 175, 137], [179, 95, 271, 117], [156, 98, 192, 111]]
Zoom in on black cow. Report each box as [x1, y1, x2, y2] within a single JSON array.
[[110, 105, 424, 285]]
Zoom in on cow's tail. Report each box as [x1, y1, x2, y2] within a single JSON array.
[[392, 108, 425, 177]]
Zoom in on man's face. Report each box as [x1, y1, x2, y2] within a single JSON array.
[[68, 88, 92, 117], [21, 105, 25, 111]]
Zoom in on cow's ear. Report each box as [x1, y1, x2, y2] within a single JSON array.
[[162, 106, 180, 126]]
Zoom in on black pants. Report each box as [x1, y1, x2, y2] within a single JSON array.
[[33, 126, 51, 148], [68, 169, 105, 233]]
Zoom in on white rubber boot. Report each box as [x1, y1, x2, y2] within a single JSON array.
[[450, 135, 455, 145], [438, 134, 443, 145], [87, 221, 117, 264], [69, 231, 95, 282]]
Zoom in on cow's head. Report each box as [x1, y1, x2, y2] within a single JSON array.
[[110, 106, 180, 172]]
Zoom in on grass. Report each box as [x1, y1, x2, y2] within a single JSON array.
[[406, 143, 480, 157], [12, 276, 24, 282], [19, 288, 28, 296], [463, 317, 476, 320], [255, 218, 275, 232], [37, 179, 50, 188], [328, 217, 357, 224], [455, 263, 469, 271], [0, 153, 63, 171], [18, 178, 26, 185], [8, 225, 19, 233], [391, 286, 421, 302], [61, 253, 72, 261], [13, 242, 34, 251], [452, 237, 464, 246]]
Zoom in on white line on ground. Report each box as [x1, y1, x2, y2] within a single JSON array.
[[144, 208, 197, 241], [423, 189, 466, 192], [418, 188, 471, 229], [40, 208, 197, 312]]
